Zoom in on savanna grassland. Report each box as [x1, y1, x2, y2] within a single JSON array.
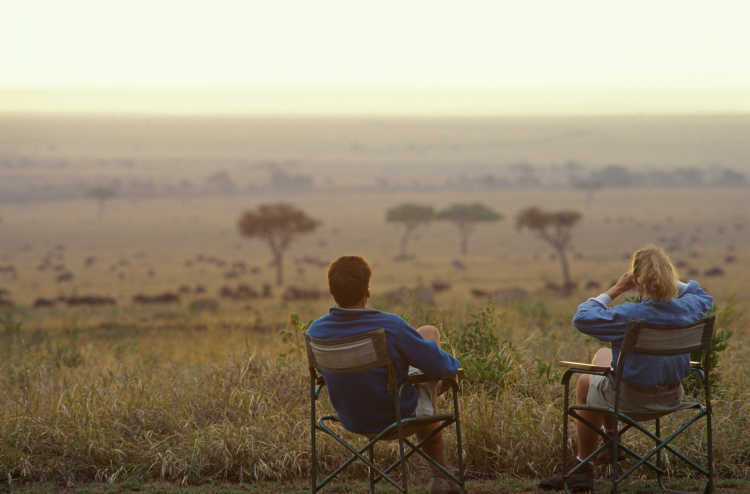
[[1, 115, 749, 493], [1, 186, 748, 494]]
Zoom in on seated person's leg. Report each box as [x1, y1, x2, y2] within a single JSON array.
[[414, 325, 447, 470], [540, 347, 612, 491], [576, 347, 612, 459]]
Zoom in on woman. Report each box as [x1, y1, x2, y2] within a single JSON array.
[[540, 245, 713, 492]]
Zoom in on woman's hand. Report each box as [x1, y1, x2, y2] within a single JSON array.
[[606, 271, 636, 300]]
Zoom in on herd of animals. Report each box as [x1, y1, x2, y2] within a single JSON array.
[[0, 215, 745, 313]]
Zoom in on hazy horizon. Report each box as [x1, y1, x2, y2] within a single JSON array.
[[3, 87, 750, 115]]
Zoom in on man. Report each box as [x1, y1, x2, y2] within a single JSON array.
[[307, 255, 462, 494]]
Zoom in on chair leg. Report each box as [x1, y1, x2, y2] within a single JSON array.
[[310, 377, 317, 494], [705, 404, 713, 494], [368, 445, 375, 494], [453, 386, 466, 494], [562, 383, 570, 494], [656, 418, 667, 492], [399, 433, 408, 494], [611, 421, 619, 494]]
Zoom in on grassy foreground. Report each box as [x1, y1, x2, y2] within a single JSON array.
[[1, 294, 748, 490], [4, 478, 750, 493]]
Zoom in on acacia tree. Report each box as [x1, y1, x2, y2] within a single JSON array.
[[516, 206, 582, 293], [385, 203, 435, 260], [237, 203, 320, 286], [437, 203, 502, 256]]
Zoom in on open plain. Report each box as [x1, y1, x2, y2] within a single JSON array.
[[0, 115, 748, 493]]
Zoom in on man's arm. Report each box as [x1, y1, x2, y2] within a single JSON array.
[[394, 323, 460, 378]]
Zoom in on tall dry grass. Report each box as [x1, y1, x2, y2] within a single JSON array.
[[0, 297, 747, 486]]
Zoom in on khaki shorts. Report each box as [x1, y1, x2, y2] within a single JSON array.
[[587, 374, 684, 416]]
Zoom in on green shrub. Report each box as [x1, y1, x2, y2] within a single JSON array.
[[685, 299, 739, 395], [447, 303, 514, 388]]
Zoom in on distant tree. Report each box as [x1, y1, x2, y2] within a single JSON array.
[[516, 207, 582, 293], [715, 168, 747, 186], [204, 170, 237, 194], [509, 162, 541, 187], [591, 165, 636, 187], [571, 178, 602, 208], [437, 203, 502, 256], [385, 203, 435, 260], [237, 203, 320, 286], [87, 186, 117, 219]]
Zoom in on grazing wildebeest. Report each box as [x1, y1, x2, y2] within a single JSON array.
[[493, 287, 529, 303], [380, 285, 435, 306], [0, 265, 17, 279], [282, 285, 326, 302], [189, 298, 220, 313], [704, 266, 725, 277], [219, 284, 259, 300], [471, 288, 490, 298], [585, 280, 601, 290], [132, 293, 180, 304], [57, 272, 74, 283], [431, 280, 451, 292], [66, 296, 117, 306]]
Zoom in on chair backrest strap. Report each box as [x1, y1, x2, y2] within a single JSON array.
[[305, 329, 392, 374], [622, 315, 715, 356]]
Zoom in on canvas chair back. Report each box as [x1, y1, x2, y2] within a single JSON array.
[[305, 329, 397, 395], [612, 315, 715, 414], [620, 315, 715, 358]]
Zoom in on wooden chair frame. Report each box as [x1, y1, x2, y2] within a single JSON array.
[[559, 315, 716, 494], [305, 329, 465, 494]]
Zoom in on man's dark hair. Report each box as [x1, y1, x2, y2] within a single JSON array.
[[328, 255, 371, 307]]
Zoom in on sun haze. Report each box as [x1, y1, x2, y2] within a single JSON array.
[[2, 0, 749, 114]]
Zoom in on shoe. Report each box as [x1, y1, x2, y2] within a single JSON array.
[[539, 460, 594, 492], [594, 444, 626, 465], [429, 474, 462, 494]]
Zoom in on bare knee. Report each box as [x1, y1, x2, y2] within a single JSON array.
[[592, 347, 612, 367], [416, 325, 440, 345]]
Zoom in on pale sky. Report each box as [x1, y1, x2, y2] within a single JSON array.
[[2, 0, 750, 114]]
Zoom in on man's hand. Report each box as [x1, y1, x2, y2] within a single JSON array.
[[606, 271, 636, 300]]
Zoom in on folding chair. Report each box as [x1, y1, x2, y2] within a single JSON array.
[[305, 329, 465, 493], [559, 315, 715, 494]]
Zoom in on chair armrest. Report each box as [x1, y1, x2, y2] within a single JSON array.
[[558, 361, 611, 372], [404, 368, 463, 385]]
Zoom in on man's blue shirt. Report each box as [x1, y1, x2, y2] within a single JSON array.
[[307, 307, 460, 434], [572, 280, 713, 388]]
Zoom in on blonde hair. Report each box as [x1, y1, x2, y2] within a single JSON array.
[[631, 245, 678, 302]]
